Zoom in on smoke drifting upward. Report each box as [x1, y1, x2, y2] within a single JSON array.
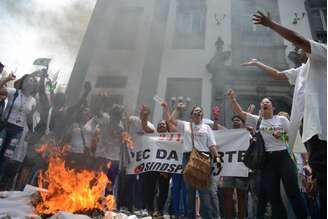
[[0, 0, 96, 87]]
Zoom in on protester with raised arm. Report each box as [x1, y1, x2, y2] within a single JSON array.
[[162, 101, 220, 219], [162, 100, 188, 218], [221, 115, 249, 219], [0, 75, 37, 190], [227, 88, 307, 219], [123, 104, 155, 217]]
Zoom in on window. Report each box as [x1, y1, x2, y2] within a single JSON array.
[[305, 0, 327, 43], [90, 94, 123, 111], [165, 78, 202, 109], [95, 75, 128, 88], [109, 7, 144, 49], [173, 0, 206, 49], [311, 9, 327, 43]]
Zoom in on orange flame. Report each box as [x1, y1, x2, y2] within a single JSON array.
[[121, 132, 135, 149], [34, 145, 115, 215]]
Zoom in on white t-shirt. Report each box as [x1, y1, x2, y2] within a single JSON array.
[[281, 64, 306, 147], [282, 40, 326, 144], [245, 114, 289, 152], [70, 118, 97, 154], [4, 88, 36, 128], [176, 120, 216, 152], [128, 116, 155, 139]]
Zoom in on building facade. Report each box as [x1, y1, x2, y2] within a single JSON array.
[[66, 0, 326, 126]]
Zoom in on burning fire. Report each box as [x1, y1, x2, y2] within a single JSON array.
[[34, 145, 115, 215], [121, 132, 135, 149]]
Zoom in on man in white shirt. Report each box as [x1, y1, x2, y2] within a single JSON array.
[[242, 11, 327, 217], [117, 105, 155, 216]]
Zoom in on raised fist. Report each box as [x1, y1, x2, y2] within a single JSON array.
[[226, 89, 236, 100]]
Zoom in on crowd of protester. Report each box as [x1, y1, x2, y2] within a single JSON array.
[[0, 11, 326, 219]]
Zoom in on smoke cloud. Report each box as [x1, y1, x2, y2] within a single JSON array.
[[0, 0, 96, 87]]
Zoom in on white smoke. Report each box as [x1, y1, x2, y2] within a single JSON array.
[[0, 0, 96, 88]]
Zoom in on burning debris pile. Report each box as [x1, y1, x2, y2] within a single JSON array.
[[35, 157, 115, 216], [34, 144, 115, 216], [0, 144, 120, 219]]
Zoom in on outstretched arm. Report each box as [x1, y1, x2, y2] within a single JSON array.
[[226, 89, 247, 122], [241, 59, 288, 80], [160, 101, 178, 132], [253, 11, 311, 53]]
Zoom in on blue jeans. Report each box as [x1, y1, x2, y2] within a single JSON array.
[[184, 153, 219, 219], [186, 176, 219, 219], [171, 173, 188, 216]]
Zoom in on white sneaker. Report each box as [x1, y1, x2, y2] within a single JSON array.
[[133, 209, 143, 217], [141, 209, 149, 217]]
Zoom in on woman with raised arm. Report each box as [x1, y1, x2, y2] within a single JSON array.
[[0, 74, 37, 190], [226, 88, 307, 219], [162, 101, 220, 219], [250, 12, 327, 216]]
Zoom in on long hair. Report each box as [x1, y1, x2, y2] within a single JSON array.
[[14, 74, 38, 96]]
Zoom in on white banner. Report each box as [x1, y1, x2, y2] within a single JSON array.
[[213, 129, 250, 177], [126, 129, 250, 177], [126, 133, 184, 174]]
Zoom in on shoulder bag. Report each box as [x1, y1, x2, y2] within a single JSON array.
[[183, 122, 211, 188]]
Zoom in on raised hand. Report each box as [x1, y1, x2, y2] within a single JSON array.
[[252, 11, 272, 27], [247, 104, 256, 114], [161, 100, 169, 110], [226, 89, 236, 100], [241, 59, 258, 66]]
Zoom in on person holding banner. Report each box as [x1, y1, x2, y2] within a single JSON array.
[[130, 105, 156, 216], [151, 120, 172, 218], [161, 102, 188, 218], [226, 89, 307, 219], [221, 115, 249, 219], [116, 104, 156, 216], [162, 102, 221, 219]]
